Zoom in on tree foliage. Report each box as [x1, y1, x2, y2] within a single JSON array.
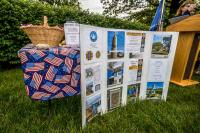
[[39, 0, 79, 6], [0, 0, 148, 65], [101, 0, 200, 25], [101, 0, 158, 17]]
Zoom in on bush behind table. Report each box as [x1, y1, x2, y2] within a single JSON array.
[[0, 0, 148, 66]]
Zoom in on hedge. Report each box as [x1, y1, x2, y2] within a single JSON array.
[[0, 0, 149, 65]]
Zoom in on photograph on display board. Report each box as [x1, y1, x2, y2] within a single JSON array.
[[137, 59, 143, 82], [140, 33, 146, 52], [151, 34, 172, 58], [85, 64, 101, 96], [138, 59, 143, 68], [146, 82, 164, 99], [86, 94, 101, 122], [107, 61, 124, 87], [107, 31, 125, 59], [107, 87, 122, 110], [127, 83, 140, 102], [137, 69, 142, 81]]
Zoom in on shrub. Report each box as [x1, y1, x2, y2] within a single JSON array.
[[0, 0, 148, 65]]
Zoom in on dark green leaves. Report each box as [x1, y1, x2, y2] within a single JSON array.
[[0, 0, 147, 65]]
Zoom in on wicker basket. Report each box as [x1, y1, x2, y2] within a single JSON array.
[[20, 16, 64, 47]]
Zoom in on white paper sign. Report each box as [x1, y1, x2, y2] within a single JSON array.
[[80, 26, 103, 64], [64, 22, 80, 47], [126, 32, 143, 53], [148, 59, 168, 81]]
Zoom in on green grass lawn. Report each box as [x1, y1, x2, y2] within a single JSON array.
[[0, 69, 200, 133]]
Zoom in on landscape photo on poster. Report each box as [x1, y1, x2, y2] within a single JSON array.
[[107, 61, 124, 87], [127, 83, 140, 102], [151, 34, 172, 58], [86, 93, 101, 122], [85, 64, 101, 96], [107, 31, 125, 59], [107, 87, 122, 110], [146, 82, 164, 99]]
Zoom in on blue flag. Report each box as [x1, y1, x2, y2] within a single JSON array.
[[150, 0, 164, 31]]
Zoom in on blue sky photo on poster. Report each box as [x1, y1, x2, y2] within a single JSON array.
[[152, 34, 172, 58], [86, 94, 101, 122], [127, 83, 140, 102], [147, 82, 164, 99], [107, 61, 124, 87], [153, 35, 163, 43], [147, 82, 163, 89], [107, 31, 125, 59]]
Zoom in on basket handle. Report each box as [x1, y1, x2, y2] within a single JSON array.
[[43, 16, 49, 27]]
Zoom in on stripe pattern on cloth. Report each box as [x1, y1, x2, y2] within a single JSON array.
[[18, 45, 80, 101]]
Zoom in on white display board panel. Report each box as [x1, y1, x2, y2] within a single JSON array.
[[80, 24, 179, 127], [139, 32, 179, 101]]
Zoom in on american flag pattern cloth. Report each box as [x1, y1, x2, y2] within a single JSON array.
[[18, 44, 80, 101]]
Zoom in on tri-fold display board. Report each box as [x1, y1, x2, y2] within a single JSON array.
[[79, 24, 179, 127]]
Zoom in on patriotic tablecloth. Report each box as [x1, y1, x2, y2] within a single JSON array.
[[18, 44, 81, 101]]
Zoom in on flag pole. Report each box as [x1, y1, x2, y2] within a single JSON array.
[[158, 0, 166, 31]]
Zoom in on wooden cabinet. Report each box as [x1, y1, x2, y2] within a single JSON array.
[[167, 14, 200, 86]]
